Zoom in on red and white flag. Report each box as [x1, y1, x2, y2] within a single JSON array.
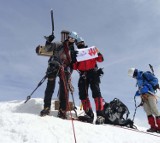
[[76, 46, 98, 62]]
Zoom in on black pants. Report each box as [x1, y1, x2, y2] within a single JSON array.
[[78, 70, 102, 100], [44, 69, 70, 111]]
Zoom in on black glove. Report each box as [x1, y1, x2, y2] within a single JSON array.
[[46, 66, 54, 76], [44, 34, 55, 43], [35, 45, 41, 54], [71, 50, 78, 63], [97, 68, 104, 76]]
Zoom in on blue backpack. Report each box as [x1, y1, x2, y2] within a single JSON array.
[[142, 71, 159, 90]]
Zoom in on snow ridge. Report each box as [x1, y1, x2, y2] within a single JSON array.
[[0, 98, 159, 143]]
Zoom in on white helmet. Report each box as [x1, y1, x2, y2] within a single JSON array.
[[68, 31, 78, 39], [76, 37, 84, 44], [128, 68, 136, 77]]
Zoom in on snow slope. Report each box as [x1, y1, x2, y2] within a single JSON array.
[[0, 98, 159, 143]]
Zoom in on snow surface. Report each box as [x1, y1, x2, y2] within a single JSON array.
[[0, 98, 160, 143]]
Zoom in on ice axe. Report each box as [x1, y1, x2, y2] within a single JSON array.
[[149, 64, 160, 90], [149, 64, 154, 75]]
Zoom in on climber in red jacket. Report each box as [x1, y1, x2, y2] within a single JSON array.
[[73, 37, 105, 124]]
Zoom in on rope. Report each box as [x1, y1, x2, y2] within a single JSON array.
[[68, 105, 77, 143], [60, 66, 77, 143]]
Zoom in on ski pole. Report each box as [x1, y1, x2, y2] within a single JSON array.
[[24, 75, 47, 103], [71, 91, 77, 109], [69, 84, 77, 111], [68, 80, 78, 117], [71, 92, 78, 117]]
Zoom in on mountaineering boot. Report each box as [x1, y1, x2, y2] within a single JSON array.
[[94, 97, 105, 124], [95, 110, 105, 125], [78, 108, 94, 123], [57, 109, 67, 119], [146, 115, 157, 132], [156, 116, 160, 133], [40, 107, 50, 116], [85, 108, 94, 123], [79, 98, 94, 123], [147, 128, 157, 132], [95, 116, 105, 124]]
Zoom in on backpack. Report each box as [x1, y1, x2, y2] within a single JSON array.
[[142, 71, 159, 90], [104, 98, 134, 128]]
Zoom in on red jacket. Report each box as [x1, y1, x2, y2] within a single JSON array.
[[73, 53, 104, 71]]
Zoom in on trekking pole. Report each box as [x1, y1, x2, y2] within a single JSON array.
[[24, 75, 47, 103], [132, 95, 142, 122], [71, 92, 78, 117], [69, 82, 78, 117]]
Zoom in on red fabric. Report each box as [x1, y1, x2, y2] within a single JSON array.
[[156, 117, 160, 130], [63, 42, 71, 64], [148, 116, 156, 129], [81, 97, 92, 111], [94, 97, 104, 111], [73, 54, 103, 71]]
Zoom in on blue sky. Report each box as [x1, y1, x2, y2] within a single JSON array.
[[1, 0, 160, 126]]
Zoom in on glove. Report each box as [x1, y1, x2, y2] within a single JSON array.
[[46, 66, 54, 75], [45, 34, 55, 42], [97, 68, 104, 76], [98, 52, 102, 56], [135, 91, 140, 96], [35, 45, 41, 54], [71, 50, 78, 63]]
